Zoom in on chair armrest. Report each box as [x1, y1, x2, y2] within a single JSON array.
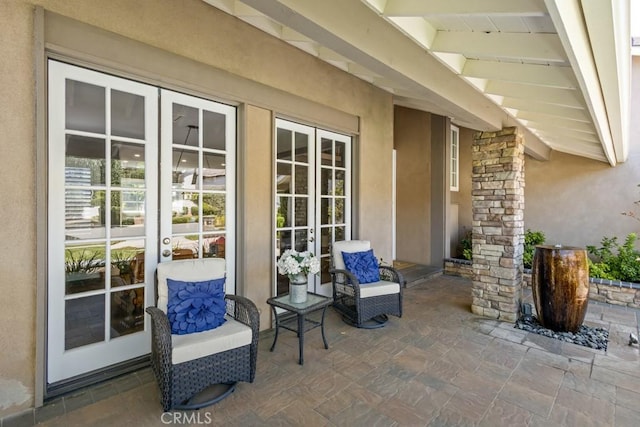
[[224, 294, 260, 342], [329, 268, 364, 294], [145, 306, 173, 396], [379, 265, 406, 288], [146, 306, 172, 349], [329, 268, 361, 286]]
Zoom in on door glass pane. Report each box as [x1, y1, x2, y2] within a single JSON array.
[[320, 227, 331, 255], [335, 226, 345, 242], [125, 249, 146, 284], [173, 104, 199, 145], [111, 243, 144, 286], [171, 237, 197, 259], [111, 288, 144, 338], [65, 295, 105, 350], [172, 191, 199, 234], [320, 198, 332, 225], [111, 141, 145, 186], [111, 190, 145, 238], [294, 132, 309, 162], [320, 168, 331, 196], [66, 135, 106, 186], [277, 230, 292, 254], [277, 196, 292, 228], [65, 189, 106, 239], [320, 257, 331, 284], [172, 148, 198, 189], [294, 197, 308, 226], [335, 141, 346, 168], [111, 89, 145, 139], [321, 138, 332, 166], [202, 152, 226, 190], [65, 80, 105, 134], [294, 230, 308, 251], [202, 193, 225, 231], [277, 128, 292, 160], [203, 110, 226, 150], [335, 199, 345, 224], [335, 170, 345, 196], [276, 163, 292, 194], [203, 234, 225, 259], [294, 165, 308, 194], [65, 243, 106, 294]]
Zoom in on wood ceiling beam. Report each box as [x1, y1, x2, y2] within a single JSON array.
[[380, 0, 547, 17], [432, 32, 566, 63], [463, 60, 577, 89], [485, 81, 583, 108]]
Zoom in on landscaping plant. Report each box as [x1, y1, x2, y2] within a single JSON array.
[[587, 233, 640, 283], [523, 229, 545, 269]]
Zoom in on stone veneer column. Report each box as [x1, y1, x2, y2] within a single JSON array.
[[471, 127, 525, 322]]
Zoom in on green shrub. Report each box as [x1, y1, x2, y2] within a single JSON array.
[[523, 229, 545, 269], [587, 233, 640, 282], [460, 230, 472, 260], [172, 216, 189, 224]]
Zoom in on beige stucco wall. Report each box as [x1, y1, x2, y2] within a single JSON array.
[[0, 0, 394, 417], [524, 56, 640, 248], [0, 0, 38, 417], [394, 106, 432, 264]]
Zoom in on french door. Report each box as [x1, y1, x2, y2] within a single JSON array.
[[274, 119, 351, 297], [159, 90, 236, 294], [47, 61, 236, 384]]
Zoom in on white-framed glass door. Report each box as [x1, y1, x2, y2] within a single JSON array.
[[47, 64, 237, 385], [47, 61, 158, 383], [316, 129, 351, 294], [274, 119, 351, 297], [159, 90, 236, 294]]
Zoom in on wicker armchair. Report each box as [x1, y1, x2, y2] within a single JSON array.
[[146, 258, 259, 411], [330, 240, 404, 328]]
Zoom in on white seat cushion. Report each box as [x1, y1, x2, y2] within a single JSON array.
[[337, 280, 400, 298], [171, 317, 252, 365]]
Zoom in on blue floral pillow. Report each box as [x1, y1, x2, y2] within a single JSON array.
[[166, 278, 227, 335], [342, 249, 380, 284]]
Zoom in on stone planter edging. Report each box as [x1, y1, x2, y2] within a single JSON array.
[[444, 258, 640, 309]]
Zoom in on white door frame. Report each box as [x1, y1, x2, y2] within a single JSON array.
[[273, 119, 352, 297], [47, 61, 158, 383], [159, 90, 236, 294]]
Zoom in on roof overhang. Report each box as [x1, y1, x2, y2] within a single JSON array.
[[204, 0, 631, 165]]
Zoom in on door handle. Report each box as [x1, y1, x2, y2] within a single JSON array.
[[162, 249, 171, 257], [308, 237, 315, 242]]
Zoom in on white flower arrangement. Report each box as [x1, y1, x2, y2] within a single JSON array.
[[277, 249, 321, 278]]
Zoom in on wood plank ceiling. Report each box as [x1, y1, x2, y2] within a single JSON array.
[[204, 0, 631, 165]]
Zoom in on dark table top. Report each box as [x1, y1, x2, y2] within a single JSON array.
[[267, 292, 332, 314]]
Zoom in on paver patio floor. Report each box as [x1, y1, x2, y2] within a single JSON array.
[[30, 275, 640, 426]]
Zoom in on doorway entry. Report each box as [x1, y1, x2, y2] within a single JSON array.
[[273, 118, 352, 297], [47, 61, 236, 386]]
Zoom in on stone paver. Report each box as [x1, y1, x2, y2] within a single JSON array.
[[25, 274, 640, 427]]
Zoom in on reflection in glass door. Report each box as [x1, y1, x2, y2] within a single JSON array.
[[160, 90, 236, 294], [47, 61, 158, 383], [274, 119, 351, 297]]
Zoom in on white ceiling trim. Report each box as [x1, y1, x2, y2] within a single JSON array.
[[381, 0, 548, 16], [202, 0, 630, 165], [432, 32, 567, 64], [544, 0, 617, 166], [582, 0, 631, 163]]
